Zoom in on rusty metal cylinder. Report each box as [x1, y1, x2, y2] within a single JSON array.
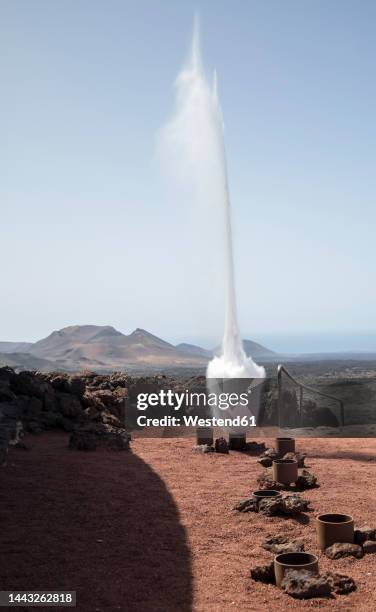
[[274, 552, 319, 588], [316, 513, 354, 550], [275, 437, 295, 457], [272, 458, 298, 484], [196, 427, 213, 446], [228, 433, 246, 450]]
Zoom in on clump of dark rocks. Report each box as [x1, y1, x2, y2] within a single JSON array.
[[257, 448, 279, 467], [192, 444, 215, 454], [325, 542, 363, 560], [363, 540, 376, 553], [234, 493, 310, 517], [257, 468, 318, 491], [214, 437, 229, 454], [192, 437, 229, 454], [243, 441, 266, 454], [280, 569, 332, 599], [324, 526, 376, 558], [251, 566, 356, 599], [250, 562, 275, 584], [261, 535, 304, 554], [354, 525, 376, 544], [280, 569, 357, 599], [324, 571, 357, 595], [257, 448, 306, 468], [69, 424, 131, 451], [283, 451, 306, 468]]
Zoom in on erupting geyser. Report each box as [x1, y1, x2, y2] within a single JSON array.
[[160, 19, 264, 382]]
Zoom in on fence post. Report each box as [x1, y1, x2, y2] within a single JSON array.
[[299, 387, 303, 426], [340, 402, 345, 427], [277, 365, 282, 429]]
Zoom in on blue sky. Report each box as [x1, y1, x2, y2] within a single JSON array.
[[1, 1, 376, 352]]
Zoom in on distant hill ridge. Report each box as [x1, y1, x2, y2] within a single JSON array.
[[0, 325, 276, 372]]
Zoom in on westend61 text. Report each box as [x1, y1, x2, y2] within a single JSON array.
[[136, 415, 256, 427]]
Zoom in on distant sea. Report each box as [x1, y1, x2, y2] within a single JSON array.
[[250, 330, 376, 355]]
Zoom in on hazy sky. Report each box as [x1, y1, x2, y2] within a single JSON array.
[[1, 1, 376, 352]]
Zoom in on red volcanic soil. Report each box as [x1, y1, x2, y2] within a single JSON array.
[[1, 434, 376, 611]]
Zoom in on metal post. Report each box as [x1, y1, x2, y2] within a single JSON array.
[[340, 402, 345, 427], [277, 365, 282, 429]]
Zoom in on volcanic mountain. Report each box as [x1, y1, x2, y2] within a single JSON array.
[[1, 325, 276, 372]]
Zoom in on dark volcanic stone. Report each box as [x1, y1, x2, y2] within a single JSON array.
[[258, 497, 284, 516], [258, 456, 273, 467], [233, 498, 257, 513], [362, 540, 376, 554], [250, 562, 275, 584], [57, 392, 83, 418], [281, 494, 310, 514], [257, 468, 318, 492], [281, 569, 331, 599], [295, 469, 318, 489], [234, 493, 309, 517], [98, 425, 131, 450], [325, 543, 363, 560], [283, 452, 306, 468], [262, 535, 304, 554], [256, 471, 285, 491], [245, 441, 266, 453], [263, 447, 278, 457], [214, 437, 229, 454], [354, 526, 376, 544], [258, 448, 278, 467], [192, 444, 214, 454], [323, 571, 357, 594]]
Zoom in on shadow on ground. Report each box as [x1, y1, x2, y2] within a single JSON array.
[[0, 433, 193, 612]]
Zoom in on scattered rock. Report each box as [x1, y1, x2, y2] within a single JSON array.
[[281, 494, 310, 515], [95, 424, 131, 450], [256, 471, 285, 490], [192, 444, 214, 453], [215, 437, 229, 454], [354, 526, 376, 544], [245, 441, 266, 454], [69, 423, 130, 451], [324, 571, 357, 594], [295, 470, 318, 489], [252, 565, 358, 599], [236, 493, 309, 517], [283, 452, 306, 468], [233, 498, 257, 513], [281, 569, 331, 599], [362, 540, 376, 554], [257, 468, 319, 491], [325, 543, 363, 560], [262, 535, 304, 554], [258, 448, 279, 467], [258, 496, 284, 516], [258, 456, 274, 468], [263, 447, 278, 457], [250, 562, 275, 584]]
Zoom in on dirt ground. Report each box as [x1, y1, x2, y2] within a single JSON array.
[[1, 434, 376, 611]]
